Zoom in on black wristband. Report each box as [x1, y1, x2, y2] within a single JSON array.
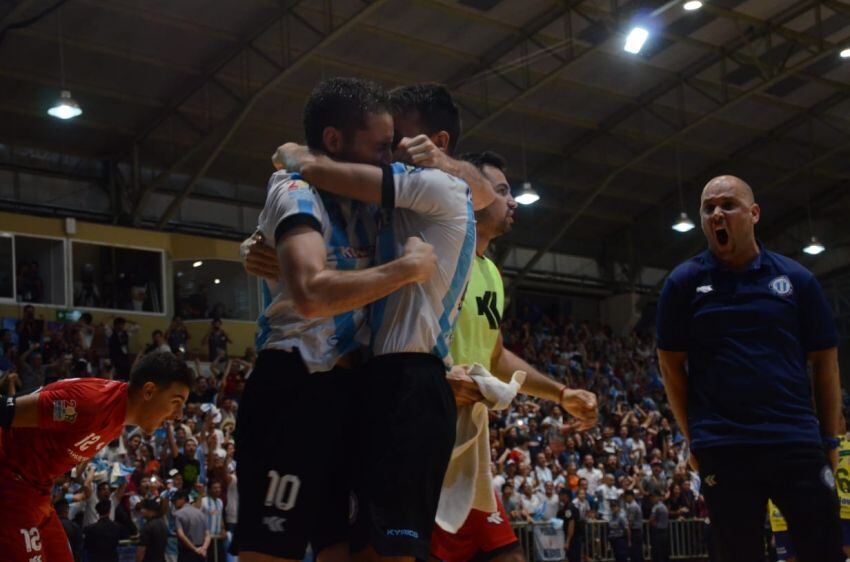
[[0, 395, 16, 428], [380, 164, 395, 210]]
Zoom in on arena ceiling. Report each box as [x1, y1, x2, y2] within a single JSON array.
[[1, 0, 850, 290]]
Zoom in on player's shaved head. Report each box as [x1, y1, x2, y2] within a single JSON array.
[[702, 175, 754, 204]]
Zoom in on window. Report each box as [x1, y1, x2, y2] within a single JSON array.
[[14, 236, 65, 305], [173, 259, 259, 321], [72, 242, 164, 313], [0, 235, 11, 299]]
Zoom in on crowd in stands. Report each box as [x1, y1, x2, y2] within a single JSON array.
[[4, 300, 824, 561]]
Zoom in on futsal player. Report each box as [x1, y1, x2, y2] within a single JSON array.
[[233, 78, 438, 562], [0, 351, 193, 562], [656, 175, 843, 562], [273, 83, 494, 562], [428, 151, 597, 562]]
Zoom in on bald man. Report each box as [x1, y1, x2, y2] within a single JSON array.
[[656, 175, 843, 562]]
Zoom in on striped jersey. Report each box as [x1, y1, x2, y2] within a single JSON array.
[[256, 170, 377, 373], [370, 163, 475, 366], [200, 496, 224, 536]]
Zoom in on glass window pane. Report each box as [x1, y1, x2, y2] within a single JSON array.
[[72, 243, 163, 312], [0, 235, 11, 299], [14, 236, 65, 305], [173, 260, 258, 321]]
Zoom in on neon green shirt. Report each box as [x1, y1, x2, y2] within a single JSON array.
[[450, 255, 504, 369]]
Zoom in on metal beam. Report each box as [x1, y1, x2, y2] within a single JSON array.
[[507, 41, 842, 290], [154, 0, 389, 229], [130, 1, 304, 220]]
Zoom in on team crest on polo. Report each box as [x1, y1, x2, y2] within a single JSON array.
[[769, 275, 793, 297]]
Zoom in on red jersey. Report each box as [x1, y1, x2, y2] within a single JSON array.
[[0, 378, 128, 492]]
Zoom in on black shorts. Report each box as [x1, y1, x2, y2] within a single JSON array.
[[351, 352, 457, 561], [696, 443, 843, 562], [232, 349, 354, 559]]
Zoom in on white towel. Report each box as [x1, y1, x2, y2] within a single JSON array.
[[435, 364, 526, 533]]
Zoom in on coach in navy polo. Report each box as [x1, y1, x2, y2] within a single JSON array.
[[656, 175, 843, 562]]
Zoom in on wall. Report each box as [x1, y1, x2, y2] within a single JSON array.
[[0, 211, 257, 357]]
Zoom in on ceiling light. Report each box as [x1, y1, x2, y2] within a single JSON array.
[[624, 27, 650, 54], [192, 260, 203, 268], [47, 90, 82, 120], [841, 48, 850, 59], [671, 212, 695, 232], [802, 236, 825, 255], [515, 182, 540, 205], [683, 0, 703, 10], [214, 278, 221, 284]]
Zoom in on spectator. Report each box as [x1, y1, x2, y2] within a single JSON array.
[[577, 454, 603, 495], [540, 481, 560, 521], [174, 490, 210, 562], [501, 483, 522, 522], [201, 318, 231, 361], [608, 500, 629, 562], [108, 317, 132, 380], [138, 499, 168, 562], [169, 424, 201, 491], [16, 304, 42, 352], [624, 488, 645, 562], [200, 481, 226, 562], [649, 493, 670, 562], [166, 316, 190, 354], [534, 452, 553, 490], [559, 488, 582, 562], [83, 500, 122, 562], [147, 330, 172, 354], [597, 473, 623, 521], [56, 499, 84, 562]]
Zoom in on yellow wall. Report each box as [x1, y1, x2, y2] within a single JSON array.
[[0, 211, 257, 356]]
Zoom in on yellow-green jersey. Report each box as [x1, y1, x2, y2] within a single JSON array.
[[449, 255, 504, 368], [767, 499, 788, 533], [836, 435, 850, 520]]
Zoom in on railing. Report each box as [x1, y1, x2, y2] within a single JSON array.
[[513, 518, 710, 561]]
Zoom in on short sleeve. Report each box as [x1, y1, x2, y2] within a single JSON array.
[[175, 513, 185, 533], [798, 274, 838, 352], [37, 380, 122, 431], [259, 173, 323, 244], [656, 275, 690, 352], [390, 165, 469, 219]]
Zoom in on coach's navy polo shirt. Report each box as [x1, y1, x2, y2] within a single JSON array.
[[656, 245, 838, 452]]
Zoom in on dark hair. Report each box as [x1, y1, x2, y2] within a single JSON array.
[[54, 498, 69, 510], [173, 490, 189, 502], [128, 351, 194, 392], [113, 317, 126, 327], [459, 151, 507, 173], [81, 313, 92, 323], [152, 330, 163, 338], [303, 77, 389, 152], [95, 500, 112, 516], [140, 499, 160, 513], [388, 83, 461, 155]]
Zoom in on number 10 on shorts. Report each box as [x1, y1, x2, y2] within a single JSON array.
[[264, 471, 301, 511]]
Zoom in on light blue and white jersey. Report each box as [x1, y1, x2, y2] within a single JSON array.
[[200, 496, 224, 536], [256, 170, 377, 373], [370, 163, 475, 366]]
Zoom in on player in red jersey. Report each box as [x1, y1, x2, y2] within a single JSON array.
[[0, 351, 194, 562]]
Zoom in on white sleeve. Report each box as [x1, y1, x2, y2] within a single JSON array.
[[258, 172, 324, 244], [388, 165, 470, 219]]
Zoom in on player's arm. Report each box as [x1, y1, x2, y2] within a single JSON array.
[[279, 226, 435, 318], [393, 135, 495, 210], [166, 421, 180, 459], [1, 392, 38, 427], [565, 513, 575, 548], [810, 346, 842, 467], [490, 336, 597, 430], [275, 141, 494, 210], [176, 526, 197, 553]]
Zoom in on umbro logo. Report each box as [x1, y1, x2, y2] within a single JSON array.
[[486, 512, 503, 525], [696, 285, 713, 294], [704, 474, 717, 487], [476, 291, 501, 330], [262, 516, 286, 533]]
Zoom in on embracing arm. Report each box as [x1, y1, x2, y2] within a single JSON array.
[[491, 336, 597, 429], [280, 226, 434, 319]]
